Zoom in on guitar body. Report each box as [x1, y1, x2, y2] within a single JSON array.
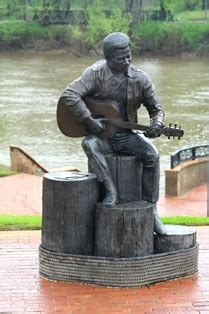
[[57, 96, 184, 140], [57, 97, 120, 139]]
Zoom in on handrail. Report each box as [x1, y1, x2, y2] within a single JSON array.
[[170, 144, 209, 169]]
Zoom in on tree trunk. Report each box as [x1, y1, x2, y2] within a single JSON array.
[[94, 201, 154, 257], [105, 154, 142, 202], [41, 172, 99, 255], [154, 225, 197, 253], [125, 0, 144, 24]]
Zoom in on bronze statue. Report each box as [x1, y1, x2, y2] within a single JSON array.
[[59, 32, 167, 235]]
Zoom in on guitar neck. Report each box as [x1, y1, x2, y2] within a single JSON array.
[[105, 119, 184, 139], [106, 119, 151, 133]]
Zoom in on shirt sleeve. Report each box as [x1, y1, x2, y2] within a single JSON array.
[[59, 67, 96, 123], [142, 73, 165, 126]]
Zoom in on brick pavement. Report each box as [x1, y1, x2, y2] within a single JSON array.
[[0, 173, 207, 216], [0, 228, 209, 313], [0, 174, 208, 313]]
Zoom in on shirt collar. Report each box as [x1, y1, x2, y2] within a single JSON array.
[[127, 66, 137, 78], [103, 60, 137, 80]]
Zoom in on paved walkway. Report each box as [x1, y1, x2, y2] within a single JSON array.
[[0, 173, 207, 216], [0, 228, 209, 313], [0, 173, 208, 313]]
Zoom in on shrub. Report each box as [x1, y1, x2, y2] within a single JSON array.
[[0, 21, 48, 48], [136, 21, 209, 55]]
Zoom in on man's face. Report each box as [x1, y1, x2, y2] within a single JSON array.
[[108, 46, 132, 73]]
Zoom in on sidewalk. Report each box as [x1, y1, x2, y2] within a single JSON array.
[[0, 227, 209, 313], [0, 173, 208, 313], [0, 173, 207, 216]]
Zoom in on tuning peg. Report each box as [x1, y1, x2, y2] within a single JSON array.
[[178, 126, 182, 139], [174, 123, 177, 129], [169, 123, 172, 128]]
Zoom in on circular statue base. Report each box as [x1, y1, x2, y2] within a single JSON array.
[[39, 241, 198, 288], [40, 171, 199, 287]]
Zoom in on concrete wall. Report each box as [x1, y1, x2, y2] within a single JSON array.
[[165, 157, 208, 196], [10, 145, 47, 175], [10, 145, 80, 175]]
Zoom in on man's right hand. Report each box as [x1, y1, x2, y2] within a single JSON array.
[[84, 116, 105, 134]]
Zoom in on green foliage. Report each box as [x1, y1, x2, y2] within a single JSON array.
[[0, 18, 209, 55], [177, 9, 209, 20], [0, 215, 41, 230], [162, 0, 191, 13], [0, 21, 48, 48], [162, 216, 209, 226], [84, 0, 131, 48], [48, 24, 80, 45], [0, 20, 82, 49], [136, 21, 209, 55]]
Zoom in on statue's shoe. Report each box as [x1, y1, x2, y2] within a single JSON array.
[[154, 214, 167, 235], [102, 191, 118, 208]]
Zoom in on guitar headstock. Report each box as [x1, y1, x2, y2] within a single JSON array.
[[162, 123, 184, 139]]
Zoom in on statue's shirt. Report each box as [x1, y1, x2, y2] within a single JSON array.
[[61, 59, 164, 127], [104, 71, 128, 131]]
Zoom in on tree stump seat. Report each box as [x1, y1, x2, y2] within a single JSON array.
[[105, 154, 142, 202], [41, 172, 99, 255], [95, 201, 154, 257]]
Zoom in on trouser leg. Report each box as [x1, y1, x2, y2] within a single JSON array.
[[109, 132, 167, 235], [126, 133, 166, 234], [82, 135, 118, 207], [109, 132, 160, 203], [82, 135, 112, 182], [142, 159, 160, 203]]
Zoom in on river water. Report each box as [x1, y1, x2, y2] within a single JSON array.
[[0, 51, 208, 194]]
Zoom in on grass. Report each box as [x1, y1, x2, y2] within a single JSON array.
[[0, 215, 42, 231], [0, 214, 208, 231], [0, 165, 16, 177], [162, 216, 209, 226], [177, 10, 209, 21]]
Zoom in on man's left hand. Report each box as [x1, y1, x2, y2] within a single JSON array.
[[145, 124, 163, 138]]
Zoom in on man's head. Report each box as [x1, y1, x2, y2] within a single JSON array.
[[103, 32, 132, 73]]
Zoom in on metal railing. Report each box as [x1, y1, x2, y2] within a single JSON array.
[[170, 144, 209, 169]]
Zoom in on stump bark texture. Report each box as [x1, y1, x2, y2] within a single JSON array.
[[94, 201, 154, 257], [105, 154, 142, 202], [154, 225, 197, 253], [42, 172, 99, 255]]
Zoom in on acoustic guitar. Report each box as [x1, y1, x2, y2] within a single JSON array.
[[57, 96, 184, 139]]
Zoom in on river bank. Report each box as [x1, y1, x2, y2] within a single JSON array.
[[0, 20, 209, 56]]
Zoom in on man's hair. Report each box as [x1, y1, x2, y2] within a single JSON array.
[[103, 32, 130, 59]]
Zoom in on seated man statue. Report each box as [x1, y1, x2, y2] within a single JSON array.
[[59, 32, 167, 235]]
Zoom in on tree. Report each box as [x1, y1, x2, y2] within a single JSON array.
[[84, 0, 131, 52], [125, 0, 144, 25]]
